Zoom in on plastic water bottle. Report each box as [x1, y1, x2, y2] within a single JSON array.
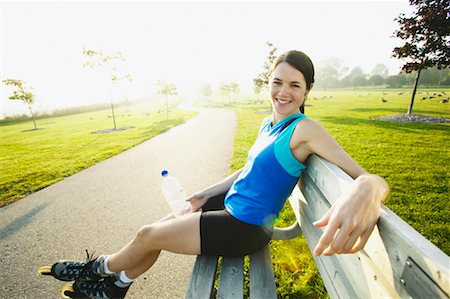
[[161, 170, 191, 216]]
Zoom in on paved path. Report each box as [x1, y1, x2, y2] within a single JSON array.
[[0, 108, 237, 299]]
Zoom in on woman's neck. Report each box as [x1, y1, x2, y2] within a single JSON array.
[[272, 112, 298, 125]]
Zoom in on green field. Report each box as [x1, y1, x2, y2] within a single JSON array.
[[0, 100, 197, 207], [1, 89, 449, 298], [226, 88, 449, 298]]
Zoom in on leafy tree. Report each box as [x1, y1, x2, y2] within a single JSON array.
[[253, 42, 278, 92], [392, 0, 450, 114], [352, 73, 368, 87], [315, 57, 348, 89], [83, 48, 132, 129], [419, 67, 450, 86], [316, 64, 339, 89], [2, 79, 37, 129], [368, 75, 385, 86], [228, 81, 240, 95], [385, 74, 409, 88], [253, 83, 263, 102], [156, 80, 178, 119], [199, 83, 212, 100], [340, 74, 352, 88], [339, 66, 367, 88], [219, 81, 240, 106], [371, 63, 389, 78]]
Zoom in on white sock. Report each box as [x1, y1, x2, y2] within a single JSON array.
[[102, 256, 115, 275], [119, 271, 134, 284]]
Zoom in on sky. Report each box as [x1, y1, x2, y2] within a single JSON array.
[[1, 0, 414, 118]]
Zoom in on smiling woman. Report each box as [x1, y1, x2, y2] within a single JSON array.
[[37, 50, 389, 299], [269, 50, 315, 118]]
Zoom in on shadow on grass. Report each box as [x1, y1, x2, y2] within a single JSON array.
[[91, 126, 135, 134], [321, 116, 450, 133], [349, 107, 450, 118], [21, 128, 45, 132]]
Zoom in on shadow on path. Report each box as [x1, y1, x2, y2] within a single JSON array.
[[0, 203, 48, 241]]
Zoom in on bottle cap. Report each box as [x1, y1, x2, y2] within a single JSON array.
[[161, 170, 168, 177]]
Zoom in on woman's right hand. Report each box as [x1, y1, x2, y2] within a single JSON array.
[[186, 191, 210, 212]]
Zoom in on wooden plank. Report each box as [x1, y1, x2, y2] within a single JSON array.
[[217, 256, 244, 299], [185, 255, 218, 299], [298, 175, 364, 299], [295, 154, 450, 298], [249, 245, 277, 299], [401, 257, 448, 299], [299, 172, 402, 298], [307, 155, 449, 296], [375, 205, 450, 296]]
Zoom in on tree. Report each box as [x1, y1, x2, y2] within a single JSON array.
[[342, 66, 368, 88], [371, 64, 389, 78], [392, 0, 450, 114], [219, 81, 240, 106], [253, 82, 263, 102], [228, 81, 240, 96], [199, 83, 212, 100], [316, 64, 340, 89], [315, 57, 346, 89], [83, 48, 132, 129], [419, 67, 450, 86], [385, 74, 408, 88], [368, 75, 385, 86], [2, 79, 37, 129], [253, 42, 278, 92], [156, 80, 178, 120]]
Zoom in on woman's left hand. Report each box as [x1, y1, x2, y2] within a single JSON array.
[[312, 174, 389, 256]]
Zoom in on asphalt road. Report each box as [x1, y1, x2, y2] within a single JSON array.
[[0, 108, 237, 299]]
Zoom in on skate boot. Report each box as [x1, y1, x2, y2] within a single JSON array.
[[61, 275, 132, 299], [38, 251, 111, 282]]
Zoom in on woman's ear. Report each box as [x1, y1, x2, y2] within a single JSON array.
[[305, 84, 313, 98]]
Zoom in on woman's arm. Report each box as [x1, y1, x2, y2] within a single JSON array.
[[295, 119, 390, 255], [186, 169, 243, 212]]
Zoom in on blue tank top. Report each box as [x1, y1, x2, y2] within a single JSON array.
[[224, 113, 307, 226]]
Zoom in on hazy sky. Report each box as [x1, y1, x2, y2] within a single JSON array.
[[1, 0, 413, 118]]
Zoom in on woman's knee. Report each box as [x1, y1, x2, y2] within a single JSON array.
[[135, 225, 154, 244]]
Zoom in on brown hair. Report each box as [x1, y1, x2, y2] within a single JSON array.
[[269, 50, 315, 113]]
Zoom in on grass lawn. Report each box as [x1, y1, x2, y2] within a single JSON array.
[[225, 88, 449, 298], [0, 100, 197, 207], [1, 88, 448, 297]]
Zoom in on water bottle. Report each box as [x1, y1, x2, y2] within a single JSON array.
[[161, 170, 191, 216]]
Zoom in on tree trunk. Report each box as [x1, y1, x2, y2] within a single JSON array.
[[28, 105, 37, 130], [408, 69, 421, 115], [110, 87, 117, 129]]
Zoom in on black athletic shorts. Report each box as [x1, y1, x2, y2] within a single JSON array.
[[200, 192, 273, 257]]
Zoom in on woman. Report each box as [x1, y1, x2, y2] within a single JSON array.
[[44, 50, 389, 298]]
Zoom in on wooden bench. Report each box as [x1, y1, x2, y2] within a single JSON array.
[[185, 154, 450, 298]]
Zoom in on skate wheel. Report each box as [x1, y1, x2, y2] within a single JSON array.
[[37, 266, 52, 276], [61, 284, 75, 298]]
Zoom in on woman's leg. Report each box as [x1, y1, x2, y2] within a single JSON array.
[[107, 211, 202, 279], [114, 213, 175, 279]]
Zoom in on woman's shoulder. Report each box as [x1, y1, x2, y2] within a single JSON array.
[[294, 117, 327, 140], [296, 116, 323, 129]]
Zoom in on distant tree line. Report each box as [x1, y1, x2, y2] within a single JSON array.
[[0, 101, 131, 124], [314, 62, 449, 89]]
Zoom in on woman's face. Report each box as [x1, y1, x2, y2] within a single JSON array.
[[269, 62, 309, 118]]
